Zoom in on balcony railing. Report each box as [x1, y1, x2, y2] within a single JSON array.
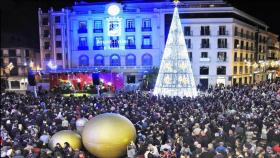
[[201, 44, 210, 48], [200, 58, 211, 62], [78, 46, 89, 50], [141, 27, 152, 32], [125, 45, 136, 49], [217, 31, 229, 36], [141, 45, 152, 49], [125, 28, 135, 32], [93, 46, 104, 50], [78, 28, 88, 34], [184, 31, 193, 36], [93, 29, 103, 33]]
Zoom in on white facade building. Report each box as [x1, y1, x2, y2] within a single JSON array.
[[38, 0, 277, 88]]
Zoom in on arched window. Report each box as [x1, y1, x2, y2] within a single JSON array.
[[142, 53, 152, 66], [110, 54, 121, 66], [94, 54, 104, 66], [125, 54, 136, 66], [79, 55, 89, 66]]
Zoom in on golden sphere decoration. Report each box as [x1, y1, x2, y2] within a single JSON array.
[[82, 113, 136, 158], [49, 130, 82, 150]]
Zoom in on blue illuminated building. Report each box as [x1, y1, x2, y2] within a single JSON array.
[[38, 1, 279, 87]]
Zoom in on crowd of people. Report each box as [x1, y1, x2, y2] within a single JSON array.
[[1, 80, 280, 158]]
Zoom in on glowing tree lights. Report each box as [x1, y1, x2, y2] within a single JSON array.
[[153, 2, 198, 97]]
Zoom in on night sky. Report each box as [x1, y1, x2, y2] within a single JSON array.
[[1, 0, 279, 49]]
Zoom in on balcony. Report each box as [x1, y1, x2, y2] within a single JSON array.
[[141, 45, 152, 49], [93, 29, 103, 33], [200, 58, 210, 62], [78, 46, 89, 50], [141, 27, 152, 32], [217, 31, 229, 36], [78, 28, 87, 34], [125, 28, 135, 32], [93, 46, 104, 50], [125, 45, 136, 49]]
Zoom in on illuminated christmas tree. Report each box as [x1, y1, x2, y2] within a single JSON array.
[[153, 2, 198, 97]]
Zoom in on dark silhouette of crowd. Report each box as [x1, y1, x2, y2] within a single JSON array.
[[1, 80, 280, 158]]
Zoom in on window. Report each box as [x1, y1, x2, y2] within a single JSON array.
[[201, 52, 208, 58], [126, 19, 135, 32], [200, 66, 209, 75], [188, 52, 192, 62], [94, 20, 103, 33], [126, 36, 136, 49], [218, 26, 226, 35], [0, 58, 3, 67], [56, 41, 62, 48], [245, 53, 248, 60], [78, 37, 88, 50], [25, 49, 30, 57], [110, 36, 119, 48], [217, 66, 226, 75], [44, 42, 50, 49], [11, 81, 20, 89], [201, 26, 210, 35], [251, 43, 254, 51], [93, 36, 104, 50], [233, 66, 237, 74], [239, 66, 243, 74], [42, 17, 48, 25], [246, 42, 249, 50], [185, 39, 191, 48], [78, 21, 87, 33], [94, 55, 104, 66], [45, 54, 50, 60], [55, 16, 60, 23], [142, 53, 152, 66], [79, 55, 89, 66], [55, 28, 61, 36], [201, 39, 210, 48], [217, 52, 227, 62], [245, 66, 248, 74], [240, 53, 243, 62], [241, 29, 244, 37], [234, 27, 238, 36], [240, 41, 244, 49], [9, 49, 16, 57], [126, 54, 136, 66], [218, 38, 227, 48], [234, 39, 239, 48], [142, 18, 152, 31], [56, 53, 62, 60], [184, 26, 191, 36], [110, 54, 121, 66], [43, 30, 49, 37], [142, 35, 152, 49]]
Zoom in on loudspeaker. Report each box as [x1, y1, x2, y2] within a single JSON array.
[[28, 70, 36, 86], [92, 73, 100, 85]]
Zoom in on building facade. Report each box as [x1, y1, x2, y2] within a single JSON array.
[[0, 48, 36, 92], [38, 0, 279, 88]]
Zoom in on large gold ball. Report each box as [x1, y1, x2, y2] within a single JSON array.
[[49, 130, 82, 150], [82, 113, 136, 158]]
